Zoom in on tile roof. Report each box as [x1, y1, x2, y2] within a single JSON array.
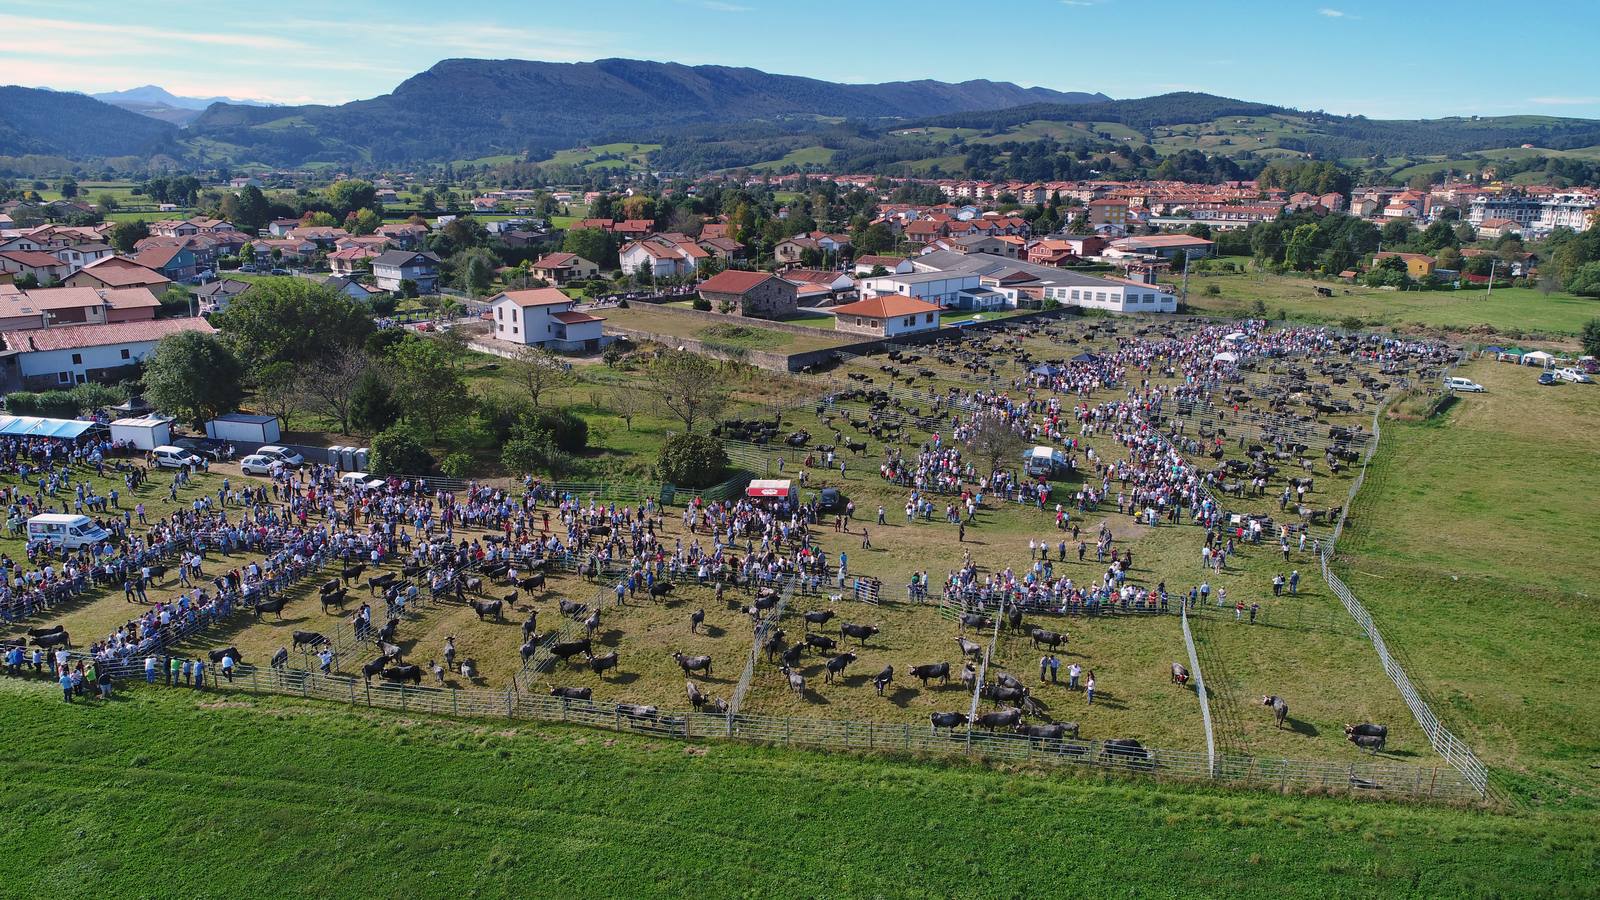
[[696, 270, 775, 294], [550, 310, 603, 325], [75, 256, 170, 287], [2, 316, 214, 352], [830, 295, 943, 318], [494, 288, 573, 308]]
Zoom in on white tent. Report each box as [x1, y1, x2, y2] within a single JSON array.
[[1222, 332, 1248, 343], [1213, 351, 1240, 363], [1523, 350, 1554, 367]]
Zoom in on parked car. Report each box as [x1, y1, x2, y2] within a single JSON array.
[[1538, 372, 1557, 386], [255, 445, 305, 467], [269, 267, 288, 275], [1443, 376, 1485, 393], [338, 471, 388, 492], [817, 487, 845, 513], [173, 437, 226, 461], [238, 454, 280, 476], [151, 445, 201, 468], [1555, 367, 1593, 384]]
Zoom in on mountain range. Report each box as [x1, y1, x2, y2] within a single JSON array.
[[92, 85, 274, 126]]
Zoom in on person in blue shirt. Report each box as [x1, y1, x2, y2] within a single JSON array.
[[59, 667, 73, 702]]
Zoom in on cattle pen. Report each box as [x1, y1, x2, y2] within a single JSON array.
[[81, 657, 1483, 803]]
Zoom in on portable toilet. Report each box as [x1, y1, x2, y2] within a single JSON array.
[[336, 447, 354, 470], [353, 447, 370, 470], [327, 445, 346, 468]]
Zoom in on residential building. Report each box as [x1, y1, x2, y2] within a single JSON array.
[[64, 256, 170, 291], [1086, 198, 1128, 229], [372, 250, 442, 293], [192, 278, 253, 313], [0, 250, 70, 284], [0, 285, 159, 330], [487, 287, 606, 352], [48, 242, 113, 273], [132, 244, 197, 282], [1106, 234, 1215, 261], [852, 255, 915, 276], [1374, 251, 1436, 279], [530, 252, 600, 284], [620, 236, 706, 278], [857, 270, 981, 309], [328, 246, 385, 276], [1474, 217, 1522, 240], [321, 275, 382, 303], [0, 317, 215, 388], [829, 295, 942, 338], [696, 270, 799, 319]]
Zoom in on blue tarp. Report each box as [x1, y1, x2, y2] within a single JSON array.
[[0, 416, 99, 439]]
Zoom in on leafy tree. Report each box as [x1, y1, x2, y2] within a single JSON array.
[[58, 178, 78, 199], [562, 228, 617, 268], [95, 192, 118, 211], [142, 331, 246, 427], [370, 427, 433, 475], [212, 277, 374, 367], [324, 179, 378, 218], [507, 344, 575, 407], [656, 432, 727, 488], [230, 185, 272, 232], [652, 350, 727, 433], [389, 336, 464, 440], [501, 421, 572, 479], [109, 220, 149, 253], [238, 242, 256, 269], [1565, 262, 1600, 298], [1283, 223, 1321, 271], [344, 208, 382, 236], [1581, 318, 1600, 357], [302, 211, 338, 227], [1185, 222, 1213, 239], [349, 367, 401, 434]]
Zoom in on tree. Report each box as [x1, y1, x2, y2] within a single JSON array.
[[324, 179, 378, 219], [212, 277, 374, 367], [963, 414, 1027, 478], [142, 331, 246, 427], [302, 345, 369, 434], [389, 336, 464, 440], [501, 420, 574, 479], [231, 185, 272, 232], [610, 386, 650, 431], [652, 350, 726, 433], [370, 427, 433, 475], [95, 192, 118, 211], [656, 432, 727, 488], [345, 208, 382, 236], [110, 220, 149, 254], [1566, 262, 1600, 298], [238, 242, 256, 269], [1581, 318, 1600, 357], [250, 360, 304, 428], [350, 366, 401, 434], [1284, 223, 1321, 271], [59, 178, 78, 199], [1185, 222, 1213, 240], [507, 344, 575, 407]]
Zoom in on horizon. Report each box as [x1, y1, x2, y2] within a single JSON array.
[[2, 0, 1597, 119]]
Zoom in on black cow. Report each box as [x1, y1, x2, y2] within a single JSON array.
[[270, 648, 289, 670], [1171, 663, 1190, 685], [650, 581, 675, 599], [974, 708, 1022, 732], [958, 613, 992, 633], [292, 630, 327, 651], [1102, 739, 1154, 768], [319, 578, 341, 597], [551, 639, 593, 662], [1029, 628, 1066, 650], [823, 652, 857, 684], [839, 622, 879, 646], [558, 599, 587, 619], [872, 665, 893, 696], [1015, 721, 1079, 742], [341, 563, 366, 586], [909, 662, 950, 686], [367, 572, 397, 596], [207, 646, 243, 665], [361, 658, 388, 683], [989, 683, 1029, 707], [804, 633, 837, 654], [1348, 733, 1386, 753], [254, 597, 288, 620], [780, 643, 804, 668], [471, 599, 503, 621], [955, 636, 983, 659], [550, 686, 591, 701], [376, 618, 398, 646], [930, 711, 968, 733], [32, 630, 70, 649], [321, 587, 348, 613], [519, 639, 539, 663], [519, 573, 546, 593], [26, 624, 64, 638], [375, 640, 402, 662], [1005, 606, 1023, 631], [381, 664, 422, 684], [588, 651, 620, 677], [672, 652, 712, 676], [1345, 722, 1388, 739], [763, 628, 787, 662], [801, 609, 835, 631], [1262, 695, 1289, 728], [689, 608, 705, 634]]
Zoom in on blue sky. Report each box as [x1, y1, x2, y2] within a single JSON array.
[[3, 0, 1598, 119]]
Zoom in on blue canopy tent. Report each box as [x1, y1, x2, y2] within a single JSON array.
[[0, 416, 102, 441], [1029, 363, 1060, 377], [1070, 352, 1101, 364]]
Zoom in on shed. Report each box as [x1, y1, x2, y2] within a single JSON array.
[[205, 413, 281, 444], [109, 416, 174, 451]]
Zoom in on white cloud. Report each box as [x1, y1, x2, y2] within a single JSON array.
[[0, 14, 310, 50], [1318, 8, 1348, 17], [1529, 96, 1600, 106], [698, 0, 752, 10]]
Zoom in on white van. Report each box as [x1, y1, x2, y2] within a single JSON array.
[[27, 514, 110, 549], [1022, 445, 1069, 478], [1443, 376, 1485, 393], [151, 445, 201, 468], [339, 471, 387, 492]]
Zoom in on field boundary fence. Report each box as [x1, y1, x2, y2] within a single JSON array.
[[1181, 602, 1217, 777], [1315, 350, 1489, 798], [730, 576, 792, 717]]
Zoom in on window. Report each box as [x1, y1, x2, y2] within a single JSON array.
[[1070, 289, 1080, 300], [511, 308, 518, 322], [512, 326, 518, 335], [1095, 292, 1106, 302], [925, 314, 933, 323], [120, 349, 131, 359], [58, 372, 71, 384], [71, 353, 82, 365], [497, 307, 503, 320]]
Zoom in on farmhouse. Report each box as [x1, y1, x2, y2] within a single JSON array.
[[1374, 251, 1436, 279], [696, 270, 799, 319], [0, 317, 214, 388], [487, 287, 606, 352], [829, 295, 942, 337]]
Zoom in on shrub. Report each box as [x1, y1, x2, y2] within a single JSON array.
[[1205, 284, 1222, 296], [656, 432, 727, 488], [440, 452, 474, 478], [691, 296, 711, 311], [370, 427, 433, 475], [524, 407, 588, 453]]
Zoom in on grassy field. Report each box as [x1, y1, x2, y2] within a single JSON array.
[[537, 142, 659, 172], [1180, 268, 1600, 341], [0, 685, 1594, 898], [747, 146, 836, 172], [1335, 358, 1600, 806], [599, 304, 851, 353]]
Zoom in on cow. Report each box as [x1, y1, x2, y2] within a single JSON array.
[[25, 624, 63, 638], [1101, 739, 1154, 769], [292, 630, 327, 652], [381, 664, 422, 684], [471, 599, 503, 621], [518, 573, 546, 594], [930, 711, 968, 733], [558, 599, 587, 619], [367, 572, 398, 596], [1345, 722, 1388, 739], [650, 581, 675, 599], [839, 622, 879, 646], [804, 633, 837, 655], [321, 587, 348, 613], [672, 652, 712, 676], [461, 576, 483, 596], [550, 686, 592, 701], [341, 563, 366, 586], [1347, 731, 1386, 753], [376, 618, 398, 646], [1029, 628, 1066, 650], [1262, 695, 1289, 728], [686, 680, 707, 708], [361, 657, 389, 683], [551, 639, 593, 662], [519, 639, 540, 664], [588, 651, 620, 677], [823, 652, 857, 684], [376, 640, 403, 662], [521, 611, 539, 641], [618, 704, 659, 721], [1171, 663, 1191, 685], [974, 708, 1022, 732], [960, 662, 977, 692], [958, 613, 992, 634], [689, 608, 705, 634], [1015, 721, 1079, 742], [318, 578, 341, 597], [989, 683, 1029, 707], [909, 662, 950, 686], [780, 643, 804, 669], [207, 646, 243, 665], [254, 597, 288, 620], [995, 672, 1023, 690], [429, 661, 445, 684], [270, 648, 289, 670], [801, 609, 835, 631], [763, 628, 787, 662], [32, 630, 70, 649], [1005, 606, 1023, 631], [872, 665, 893, 697], [582, 609, 601, 639], [780, 665, 805, 696], [955, 636, 983, 659]]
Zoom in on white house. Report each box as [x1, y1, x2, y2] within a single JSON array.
[[619, 236, 705, 278], [1040, 277, 1177, 313], [0, 317, 215, 388], [828, 295, 942, 338], [48, 242, 114, 273], [371, 250, 441, 293], [857, 270, 981, 309], [487, 287, 607, 353], [852, 255, 915, 276]]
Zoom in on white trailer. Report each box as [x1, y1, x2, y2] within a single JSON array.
[[109, 416, 174, 451], [205, 413, 281, 445]]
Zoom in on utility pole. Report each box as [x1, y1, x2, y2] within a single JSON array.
[[1486, 258, 1497, 299], [1180, 250, 1192, 306]]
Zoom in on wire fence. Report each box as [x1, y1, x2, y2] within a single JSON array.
[[1181, 602, 1217, 777]]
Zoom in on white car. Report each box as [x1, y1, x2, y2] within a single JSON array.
[[1555, 367, 1593, 384], [339, 471, 387, 492], [255, 445, 305, 467], [239, 454, 280, 476], [1443, 376, 1485, 393], [151, 445, 202, 468]]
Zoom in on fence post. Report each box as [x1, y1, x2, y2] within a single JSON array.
[[365, 681, 371, 706], [347, 678, 354, 705], [452, 688, 458, 716], [506, 687, 514, 718]]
